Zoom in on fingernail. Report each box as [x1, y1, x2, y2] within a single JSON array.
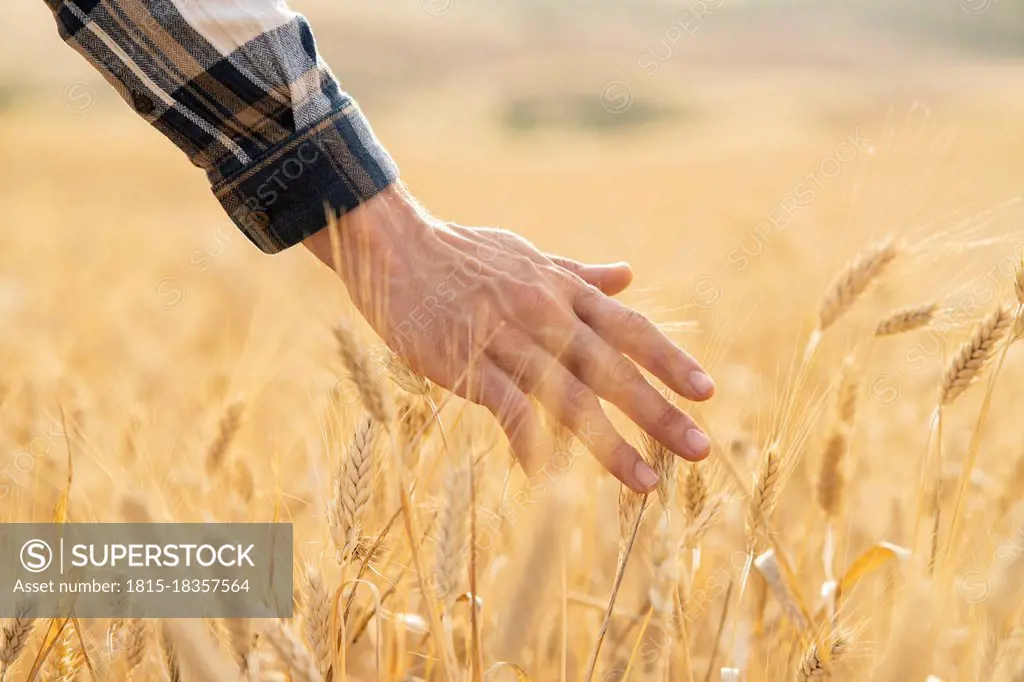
[[634, 460, 659, 491], [689, 370, 716, 397], [685, 428, 711, 456]]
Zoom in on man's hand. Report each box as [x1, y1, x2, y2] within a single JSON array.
[[304, 185, 714, 493]]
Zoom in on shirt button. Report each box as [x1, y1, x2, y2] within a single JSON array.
[[132, 91, 155, 115]]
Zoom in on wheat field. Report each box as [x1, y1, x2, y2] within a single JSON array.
[[3, 2, 1024, 681]]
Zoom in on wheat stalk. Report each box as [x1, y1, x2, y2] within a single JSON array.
[[940, 304, 1014, 406], [301, 566, 332, 679], [1015, 255, 1024, 305], [585, 488, 649, 682], [875, 303, 937, 337], [328, 415, 376, 563], [334, 320, 392, 425], [819, 240, 898, 331], [648, 510, 678, 622], [754, 549, 809, 634], [1015, 256, 1024, 339]]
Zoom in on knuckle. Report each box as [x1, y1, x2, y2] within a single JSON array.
[[654, 401, 682, 430], [499, 394, 532, 430], [608, 440, 638, 477], [514, 284, 550, 316], [619, 307, 651, 336], [610, 356, 641, 385], [564, 381, 596, 414], [575, 283, 602, 307]]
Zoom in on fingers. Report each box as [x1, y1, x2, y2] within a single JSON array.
[[574, 285, 715, 402], [449, 360, 549, 475], [553, 325, 711, 462], [548, 256, 634, 296], [489, 339, 659, 493]]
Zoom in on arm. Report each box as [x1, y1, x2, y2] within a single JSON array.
[[47, 0, 715, 492], [44, 0, 396, 251]]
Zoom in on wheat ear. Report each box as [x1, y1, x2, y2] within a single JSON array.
[[205, 400, 244, 475], [50, 628, 84, 681], [819, 240, 898, 331], [684, 462, 707, 523], [222, 618, 252, 673], [748, 444, 782, 548], [121, 619, 146, 678], [159, 624, 181, 682], [798, 635, 849, 679], [434, 462, 471, 597], [0, 606, 34, 680], [618, 486, 646, 562], [940, 304, 1014, 406], [642, 431, 675, 509], [818, 358, 858, 518], [265, 622, 322, 682], [328, 415, 376, 563], [682, 462, 719, 548], [385, 348, 431, 396], [875, 303, 938, 337], [334, 320, 391, 425], [301, 566, 332, 679]]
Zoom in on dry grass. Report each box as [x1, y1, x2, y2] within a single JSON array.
[[4, 22, 1024, 681]]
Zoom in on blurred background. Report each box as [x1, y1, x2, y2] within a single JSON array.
[[2, 0, 1024, 538]]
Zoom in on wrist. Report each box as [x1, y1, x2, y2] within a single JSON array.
[[303, 183, 434, 270]]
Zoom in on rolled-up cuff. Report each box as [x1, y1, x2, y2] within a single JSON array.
[[211, 101, 399, 254]]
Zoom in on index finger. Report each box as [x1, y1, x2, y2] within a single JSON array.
[[573, 286, 715, 402]]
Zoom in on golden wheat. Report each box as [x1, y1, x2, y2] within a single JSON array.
[[0, 607, 33, 680], [302, 567, 333, 679], [205, 400, 244, 475], [818, 359, 858, 518], [642, 430, 675, 509], [334, 319, 392, 425], [941, 304, 1014, 405], [328, 415, 377, 563], [798, 635, 849, 679], [748, 443, 782, 547], [265, 621, 322, 682], [876, 302, 938, 336], [819, 240, 899, 331], [159, 624, 181, 682]]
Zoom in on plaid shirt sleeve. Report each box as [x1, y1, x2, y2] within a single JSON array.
[[45, 0, 400, 254]]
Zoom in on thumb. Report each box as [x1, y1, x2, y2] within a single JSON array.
[[548, 256, 634, 295]]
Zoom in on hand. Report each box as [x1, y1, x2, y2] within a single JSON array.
[[304, 185, 714, 493]]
